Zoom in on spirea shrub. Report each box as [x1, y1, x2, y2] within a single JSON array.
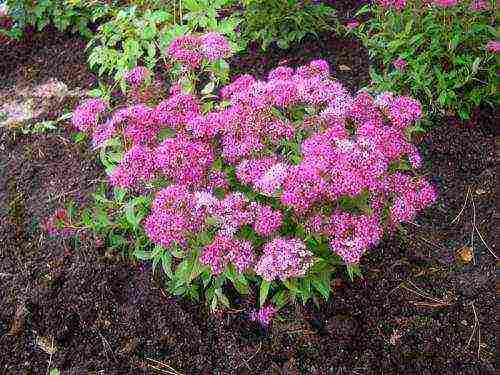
[[68, 33, 436, 313], [353, 0, 499, 121]]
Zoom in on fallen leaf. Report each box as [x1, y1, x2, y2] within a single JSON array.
[[338, 65, 352, 71], [36, 335, 57, 355], [456, 246, 473, 263], [8, 304, 27, 336]]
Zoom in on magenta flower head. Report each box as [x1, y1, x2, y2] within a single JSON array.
[[255, 238, 315, 281], [486, 40, 500, 53], [249, 305, 277, 327], [378, 0, 407, 10], [123, 66, 151, 86], [433, 0, 458, 7], [71, 98, 107, 132], [167, 35, 203, 69], [346, 20, 360, 29], [393, 58, 407, 71], [201, 32, 232, 62], [469, 0, 491, 11]]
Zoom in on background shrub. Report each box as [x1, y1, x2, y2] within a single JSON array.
[[240, 0, 336, 49], [354, 0, 499, 121], [0, 0, 115, 39]]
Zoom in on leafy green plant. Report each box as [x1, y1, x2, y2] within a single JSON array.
[[353, 0, 499, 121], [86, 0, 241, 87], [0, 0, 114, 39], [240, 0, 335, 49]]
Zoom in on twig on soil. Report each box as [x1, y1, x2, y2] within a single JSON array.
[[45, 336, 54, 375], [145, 357, 184, 375], [465, 302, 481, 360], [470, 196, 477, 265], [237, 343, 262, 371], [451, 186, 471, 224], [417, 236, 446, 251], [95, 329, 117, 363], [391, 280, 453, 307]]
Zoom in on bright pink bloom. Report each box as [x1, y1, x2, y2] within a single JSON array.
[[393, 58, 407, 71], [250, 305, 277, 326], [469, 0, 490, 11], [346, 21, 360, 29], [167, 35, 203, 69], [486, 40, 500, 53], [253, 204, 283, 237], [255, 238, 314, 281], [433, 0, 458, 7], [201, 32, 231, 62], [200, 235, 254, 275], [378, 0, 407, 11], [124, 66, 151, 86]]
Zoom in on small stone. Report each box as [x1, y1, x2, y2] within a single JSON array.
[[456, 246, 473, 263], [338, 65, 352, 71], [36, 335, 57, 355]]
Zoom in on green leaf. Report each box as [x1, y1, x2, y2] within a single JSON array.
[[346, 264, 362, 281], [161, 251, 173, 278], [271, 290, 288, 310], [259, 280, 271, 307], [311, 273, 331, 301], [72, 132, 87, 143], [134, 249, 153, 260]]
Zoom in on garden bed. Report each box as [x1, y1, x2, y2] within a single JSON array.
[[0, 20, 496, 375]]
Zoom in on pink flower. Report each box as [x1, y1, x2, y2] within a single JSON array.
[[252, 204, 283, 237], [393, 58, 407, 71], [433, 0, 458, 7], [346, 21, 360, 29], [167, 35, 203, 69], [71, 98, 107, 132], [255, 238, 314, 281], [123, 66, 151, 86], [486, 40, 500, 53], [249, 305, 277, 327], [201, 32, 231, 62], [469, 0, 490, 11], [200, 235, 254, 274], [144, 185, 205, 249], [378, 0, 407, 11]]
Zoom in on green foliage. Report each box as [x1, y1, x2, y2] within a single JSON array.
[[240, 0, 335, 49], [354, 0, 499, 121], [86, 0, 241, 85], [0, 0, 114, 39]]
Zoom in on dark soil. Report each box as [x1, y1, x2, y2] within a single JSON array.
[[0, 23, 496, 375]]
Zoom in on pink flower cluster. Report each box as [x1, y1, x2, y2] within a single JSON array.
[[432, 0, 458, 7], [393, 58, 407, 71], [72, 98, 107, 132], [200, 235, 254, 275], [249, 305, 277, 326], [144, 185, 205, 249], [123, 66, 151, 86], [378, 0, 407, 11], [469, 0, 491, 11], [255, 238, 315, 281], [486, 40, 500, 53], [72, 35, 436, 279], [167, 32, 231, 69]]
